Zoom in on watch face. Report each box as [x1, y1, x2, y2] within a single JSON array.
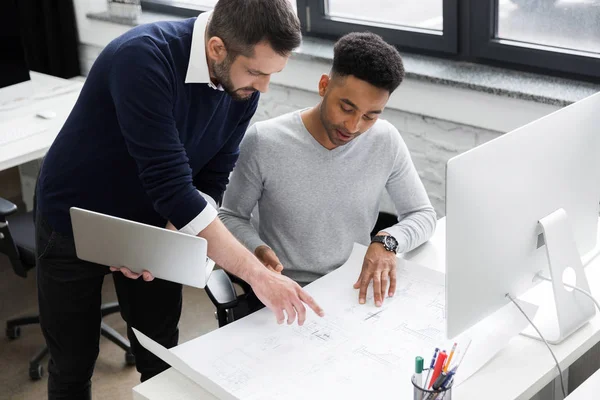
[[384, 236, 398, 251]]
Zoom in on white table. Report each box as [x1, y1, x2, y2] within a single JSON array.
[[565, 368, 600, 399], [0, 71, 83, 172], [133, 217, 600, 400]]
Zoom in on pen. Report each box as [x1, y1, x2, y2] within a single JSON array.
[[439, 369, 455, 390], [438, 376, 455, 399], [415, 356, 424, 388], [432, 371, 447, 390], [442, 372, 455, 389], [424, 348, 439, 391], [429, 350, 447, 389], [443, 342, 457, 373], [425, 370, 455, 400]]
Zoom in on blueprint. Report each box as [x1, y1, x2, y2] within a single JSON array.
[[135, 243, 537, 399]]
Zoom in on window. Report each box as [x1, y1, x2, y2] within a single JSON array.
[[326, 0, 444, 32], [471, 0, 600, 79], [298, 0, 457, 54], [143, 0, 600, 80], [141, 0, 295, 16], [496, 0, 600, 54], [141, 0, 215, 16]]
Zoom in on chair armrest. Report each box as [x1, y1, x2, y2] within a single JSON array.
[[228, 274, 252, 294], [205, 269, 239, 310], [0, 197, 18, 219]]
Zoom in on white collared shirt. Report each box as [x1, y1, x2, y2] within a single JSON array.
[[184, 11, 224, 91]]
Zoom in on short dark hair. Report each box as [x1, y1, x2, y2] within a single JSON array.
[[332, 32, 405, 93], [208, 0, 301, 58]]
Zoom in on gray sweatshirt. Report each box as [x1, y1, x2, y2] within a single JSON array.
[[220, 110, 436, 284]]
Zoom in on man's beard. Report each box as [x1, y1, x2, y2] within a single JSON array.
[[212, 57, 256, 102]]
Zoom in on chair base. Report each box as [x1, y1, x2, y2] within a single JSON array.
[[6, 303, 135, 380]]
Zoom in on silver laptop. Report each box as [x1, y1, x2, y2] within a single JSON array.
[[70, 207, 215, 289]]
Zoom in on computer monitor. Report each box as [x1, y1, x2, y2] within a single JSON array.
[[445, 91, 600, 343], [0, 0, 32, 108]]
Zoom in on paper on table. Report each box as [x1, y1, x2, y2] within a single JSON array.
[[131, 328, 239, 400], [130, 243, 448, 399], [306, 243, 446, 341], [134, 243, 530, 399]]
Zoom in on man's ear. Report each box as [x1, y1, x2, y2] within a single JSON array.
[[318, 74, 331, 97], [206, 36, 227, 63]]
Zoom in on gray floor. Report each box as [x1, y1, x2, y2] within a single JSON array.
[[0, 255, 218, 400]]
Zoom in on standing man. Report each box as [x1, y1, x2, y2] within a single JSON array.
[[35, 1, 323, 398], [220, 32, 436, 314]]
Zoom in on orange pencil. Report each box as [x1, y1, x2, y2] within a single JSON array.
[[444, 342, 457, 373]]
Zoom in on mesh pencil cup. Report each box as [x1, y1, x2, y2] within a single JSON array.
[[412, 368, 453, 400]]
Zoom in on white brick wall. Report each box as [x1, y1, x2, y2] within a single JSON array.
[[78, 44, 501, 217]]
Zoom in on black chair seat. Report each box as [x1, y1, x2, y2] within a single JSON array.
[[6, 211, 36, 267]]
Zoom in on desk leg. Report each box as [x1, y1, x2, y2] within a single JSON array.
[[18, 159, 43, 212]]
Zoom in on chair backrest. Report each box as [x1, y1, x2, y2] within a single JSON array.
[[0, 201, 29, 278], [371, 211, 399, 238], [1, 158, 43, 278]]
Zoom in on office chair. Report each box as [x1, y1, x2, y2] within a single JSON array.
[[0, 196, 135, 380], [206, 211, 399, 328]]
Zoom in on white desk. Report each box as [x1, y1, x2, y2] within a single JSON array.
[[565, 368, 600, 399], [132, 217, 600, 400], [0, 71, 83, 172]]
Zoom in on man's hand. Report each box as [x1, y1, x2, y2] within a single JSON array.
[[249, 269, 324, 326], [108, 221, 177, 281], [353, 236, 397, 307], [191, 216, 324, 326], [255, 245, 283, 273], [109, 266, 154, 281]]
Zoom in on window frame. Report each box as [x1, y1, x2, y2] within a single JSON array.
[[470, 0, 600, 80], [141, 0, 210, 17], [141, 0, 600, 81], [297, 0, 458, 55]]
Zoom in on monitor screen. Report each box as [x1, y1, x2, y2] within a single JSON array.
[[0, 0, 30, 89]]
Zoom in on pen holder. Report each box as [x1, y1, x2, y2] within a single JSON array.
[[412, 369, 453, 400]]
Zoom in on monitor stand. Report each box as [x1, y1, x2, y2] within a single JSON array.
[[521, 208, 596, 344]]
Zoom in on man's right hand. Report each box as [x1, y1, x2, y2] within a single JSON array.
[[193, 216, 324, 326], [255, 245, 284, 273], [249, 269, 324, 326], [109, 266, 154, 281]]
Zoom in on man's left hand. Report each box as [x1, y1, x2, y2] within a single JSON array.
[[353, 236, 397, 307]]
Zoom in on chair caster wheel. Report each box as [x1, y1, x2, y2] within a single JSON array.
[[125, 351, 136, 366], [6, 326, 21, 340], [29, 364, 43, 380]]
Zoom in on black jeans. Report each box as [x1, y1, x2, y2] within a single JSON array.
[[35, 213, 182, 400]]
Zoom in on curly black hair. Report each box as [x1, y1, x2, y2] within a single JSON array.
[[332, 32, 405, 93]]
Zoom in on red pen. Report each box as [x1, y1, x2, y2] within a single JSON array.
[[428, 350, 447, 389]]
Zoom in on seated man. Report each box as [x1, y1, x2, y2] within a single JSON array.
[[219, 32, 436, 317]]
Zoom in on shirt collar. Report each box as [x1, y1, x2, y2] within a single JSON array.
[[185, 11, 223, 91]]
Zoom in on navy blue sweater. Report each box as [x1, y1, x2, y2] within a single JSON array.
[[37, 18, 259, 235]]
